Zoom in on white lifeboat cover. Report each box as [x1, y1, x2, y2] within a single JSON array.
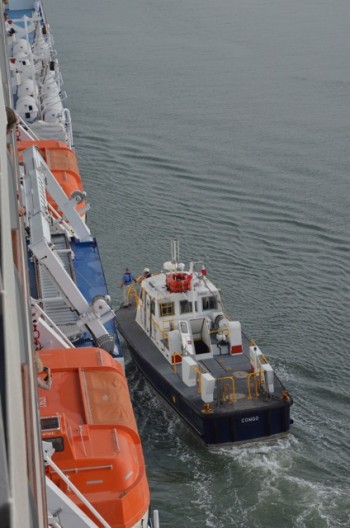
[[16, 95, 38, 122], [13, 38, 31, 56], [43, 101, 63, 122], [17, 78, 36, 98]]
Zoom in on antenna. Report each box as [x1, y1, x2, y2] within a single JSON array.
[[171, 239, 180, 266]]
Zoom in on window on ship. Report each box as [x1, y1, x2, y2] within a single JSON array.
[[202, 296, 217, 311], [180, 300, 198, 314], [159, 302, 175, 317], [151, 299, 155, 315]]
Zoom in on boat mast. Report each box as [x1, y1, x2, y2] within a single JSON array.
[[171, 239, 180, 269]]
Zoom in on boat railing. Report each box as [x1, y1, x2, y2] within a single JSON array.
[[179, 360, 265, 409], [126, 282, 142, 306]]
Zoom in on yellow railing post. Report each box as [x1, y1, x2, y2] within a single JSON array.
[[126, 284, 140, 306], [193, 367, 202, 394], [247, 372, 259, 399]]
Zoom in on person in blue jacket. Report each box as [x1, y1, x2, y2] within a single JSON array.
[[120, 268, 136, 307]]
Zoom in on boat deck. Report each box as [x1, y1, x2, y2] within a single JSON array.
[[116, 305, 287, 415]]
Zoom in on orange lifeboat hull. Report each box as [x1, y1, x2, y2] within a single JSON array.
[[38, 347, 150, 528], [18, 140, 86, 215]]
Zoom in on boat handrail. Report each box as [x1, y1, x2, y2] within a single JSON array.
[[195, 366, 267, 405], [247, 371, 260, 400], [126, 283, 141, 306], [193, 366, 203, 394]]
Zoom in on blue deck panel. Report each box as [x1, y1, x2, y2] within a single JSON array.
[[71, 238, 109, 301], [71, 237, 121, 351], [7, 9, 33, 19]]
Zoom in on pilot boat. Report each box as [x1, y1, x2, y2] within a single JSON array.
[[116, 240, 293, 445]]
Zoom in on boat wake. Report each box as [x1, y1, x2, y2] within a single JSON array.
[[175, 436, 350, 528]]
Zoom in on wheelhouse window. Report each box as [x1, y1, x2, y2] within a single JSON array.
[[159, 302, 175, 317], [141, 289, 146, 303], [202, 296, 217, 311], [180, 300, 197, 314], [151, 299, 155, 315]]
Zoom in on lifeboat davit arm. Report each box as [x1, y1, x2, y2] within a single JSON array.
[[22, 145, 91, 242], [22, 146, 118, 354]]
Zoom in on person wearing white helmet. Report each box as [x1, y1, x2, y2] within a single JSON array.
[[142, 267, 151, 279], [136, 267, 152, 285]]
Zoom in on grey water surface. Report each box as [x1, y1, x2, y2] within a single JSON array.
[[46, 0, 350, 526]]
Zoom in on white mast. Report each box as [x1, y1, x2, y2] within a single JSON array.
[[171, 238, 180, 267]]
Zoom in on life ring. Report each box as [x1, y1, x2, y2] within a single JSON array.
[[166, 272, 192, 293]]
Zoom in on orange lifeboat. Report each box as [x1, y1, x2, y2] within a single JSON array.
[[166, 272, 192, 293], [38, 347, 150, 528], [18, 139, 86, 215]]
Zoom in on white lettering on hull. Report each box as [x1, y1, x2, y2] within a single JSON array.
[[241, 416, 259, 423]]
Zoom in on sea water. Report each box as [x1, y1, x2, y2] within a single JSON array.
[[45, 0, 350, 526]]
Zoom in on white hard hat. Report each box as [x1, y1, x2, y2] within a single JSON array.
[[144, 268, 150, 273]]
